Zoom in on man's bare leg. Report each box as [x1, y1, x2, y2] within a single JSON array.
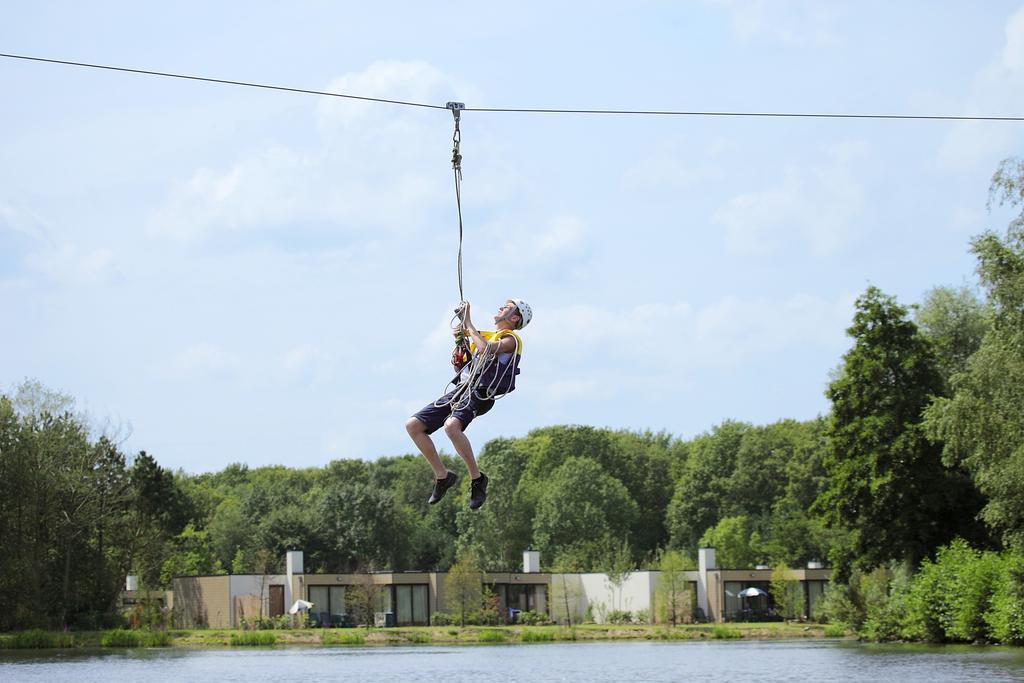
[[405, 417, 449, 479], [443, 417, 481, 480]]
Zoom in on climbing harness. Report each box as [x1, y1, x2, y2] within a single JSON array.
[[434, 103, 523, 412], [435, 330, 523, 411]]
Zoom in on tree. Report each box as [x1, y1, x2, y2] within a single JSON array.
[[316, 482, 404, 571], [444, 551, 484, 627], [346, 573, 384, 629], [815, 287, 984, 576], [666, 421, 750, 551], [914, 285, 990, 387], [699, 516, 761, 569], [655, 549, 693, 626], [532, 457, 639, 570], [604, 538, 635, 612], [454, 438, 533, 571], [770, 564, 802, 621], [254, 548, 278, 619], [925, 157, 1024, 548], [208, 497, 255, 571], [549, 561, 586, 626], [0, 384, 136, 629]]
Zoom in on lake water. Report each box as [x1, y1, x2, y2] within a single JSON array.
[[3, 640, 1024, 682]]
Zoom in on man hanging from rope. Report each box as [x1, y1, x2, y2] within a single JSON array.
[[405, 298, 532, 510]]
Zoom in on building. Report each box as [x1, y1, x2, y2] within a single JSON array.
[[170, 547, 829, 628], [548, 548, 829, 624], [172, 550, 550, 629]]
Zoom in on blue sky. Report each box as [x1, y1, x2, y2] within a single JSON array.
[[3, 1, 1024, 473]]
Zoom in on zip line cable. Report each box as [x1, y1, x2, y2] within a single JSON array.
[[0, 52, 446, 111], [3, 52, 1024, 123]]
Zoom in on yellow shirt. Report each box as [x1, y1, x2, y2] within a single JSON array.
[[470, 329, 523, 356]]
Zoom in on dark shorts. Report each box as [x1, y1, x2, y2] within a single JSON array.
[[412, 388, 495, 434]]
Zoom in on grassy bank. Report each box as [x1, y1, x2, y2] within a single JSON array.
[[1, 622, 840, 650]]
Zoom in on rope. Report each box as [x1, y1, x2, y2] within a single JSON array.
[[3, 53, 1024, 122], [448, 102, 465, 304], [434, 332, 523, 412]]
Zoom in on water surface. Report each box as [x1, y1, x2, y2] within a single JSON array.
[[3, 639, 1024, 682]]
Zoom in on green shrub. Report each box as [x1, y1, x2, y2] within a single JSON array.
[[142, 631, 172, 647], [405, 631, 431, 644], [861, 564, 913, 642], [986, 554, 1024, 645], [102, 629, 142, 647], [430, 612, 454, 626], [823, 624, 847, 638], [948, 547, 1004, 642], [446, 628, 460, 636], [476, 630, 506, 643], [633, 608, 651, 625], [230, 631, 277, 646], [711, 625, 742, 639], [817, 581, 862, 630], [606, 610, 633, 624], [520, 629, 554, 642], [240, 615, 291, 630], [321, 631, 365, 645], [902, 541, 992, 643], [517, 610, 551, 626], [4, 630, 75, 649]]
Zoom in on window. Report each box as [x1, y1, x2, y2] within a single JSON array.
[[806, 580, 827, 619], [394, 584, 428, 625], [307, 585, 346, 625], [723, 581, 771, 621]]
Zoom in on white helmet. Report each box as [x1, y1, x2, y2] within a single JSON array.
[[508, 298, 532, 329]]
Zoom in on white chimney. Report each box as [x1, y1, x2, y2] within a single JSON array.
[[697, 547, 716, 622], [807, 560, 823, 569], [523, 549, 540, 573], [125, 575, 139, 591], [286, 550, 304, 575], [698, 547, 716, 571]]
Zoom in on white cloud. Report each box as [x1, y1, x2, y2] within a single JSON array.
[[0, 203, 50, 243], [148, 61, 472, 245], [536, 378, 613, 403], [24, 244, 120, 286], [705, 0, 841, 46], [160, 343, 242, 380], [537, 214, 585, 256], [526, 292, 853, 406], [282, 344, 337, 385], [622, 137, 732, 191], [528, 290, 847, 370], [939, 6, 1024, 169], [948, 206, 985, 234], [1002, 6, 1024, 70], [712, 144, 866, 255], [316, 61, 472, 131]]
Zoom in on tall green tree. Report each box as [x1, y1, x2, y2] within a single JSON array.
[[532, 457, 639, 570], [926, 157, 1024, 548], [665, 421, 750, 551], [699, 515, 761, 569], [655, 549, 693, 626], [444, 550, 484, 627], [914, 285, 990, 387], [815, 287, 984, 576]]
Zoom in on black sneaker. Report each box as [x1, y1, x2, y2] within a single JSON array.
[[469, 472, 489, 510], [428, 471, 458, 505]]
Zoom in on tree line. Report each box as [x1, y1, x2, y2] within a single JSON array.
[[2, 158, 1024, 641]]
